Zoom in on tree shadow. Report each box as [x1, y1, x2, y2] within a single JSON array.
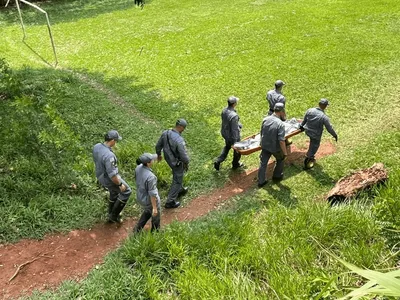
[[1, 0, 152, 26]]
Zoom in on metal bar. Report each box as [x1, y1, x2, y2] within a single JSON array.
[[5, 0, 11, 7], [15, 0, 58, 67], [19, 0, 46, 13], [15, 0, 26, 41], [44, 12, 58, 66]]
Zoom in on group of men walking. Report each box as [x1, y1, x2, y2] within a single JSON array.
[[92, 79, 337, 233], [213, 80, 337, 187], [92, 119, 189, 233]]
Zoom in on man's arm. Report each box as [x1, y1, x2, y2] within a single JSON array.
[[300, 110, 308, 131], [278, 125, 288, 157], [230, 115, 241, 142], [300, 110, 308, 127], [323, 116, 338, 140], [155, 132, 164, 161], [105, 156, 127, 191], [177, 141, 189, 164]]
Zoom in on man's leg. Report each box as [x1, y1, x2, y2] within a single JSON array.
[[258, 149, 271, 186], [214, 140, 232, 170], [133, 208, 152, 233], [232, 149, 243, 169], [272, 151, 285, 180], [108, 190, 119, 217], [109, 178, 132, 223], [166, 164, 184, 208], [305, 138, 321, 169]]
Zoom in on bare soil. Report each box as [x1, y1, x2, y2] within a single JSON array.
[[326, 162, 388, 203], [0, 142, 335, 299]]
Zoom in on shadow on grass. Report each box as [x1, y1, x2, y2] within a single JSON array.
[[0, 0, 152, 26], [265, 181, 297, 207], [304, 163, 336, 186]]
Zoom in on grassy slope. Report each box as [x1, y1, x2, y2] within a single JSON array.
[[0, 0, 400, 297]]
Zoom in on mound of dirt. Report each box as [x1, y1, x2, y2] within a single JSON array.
[[326, 163, 388, 204]]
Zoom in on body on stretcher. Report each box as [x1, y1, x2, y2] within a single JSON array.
[[232, 118, 303, 155]]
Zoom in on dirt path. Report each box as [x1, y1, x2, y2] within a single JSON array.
[[0, 143, 335, 299]]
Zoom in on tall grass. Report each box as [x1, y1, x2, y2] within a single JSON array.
[[26, 180, 399, 299]]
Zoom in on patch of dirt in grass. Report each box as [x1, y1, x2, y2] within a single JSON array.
[[327, 162, 388, 204], [0, 142, 335, 299]]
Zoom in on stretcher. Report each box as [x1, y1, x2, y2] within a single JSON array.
[[232, 119, 303, 155]]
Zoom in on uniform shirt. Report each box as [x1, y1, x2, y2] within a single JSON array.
[[220, 106, 242, 142], [155, 129, 189, 168], [135, 164, 160, 208], [301, 107, 337, 141], [266, 89, 286, 114], [260, 114, 286, 153], [92, 143, 119, 184]]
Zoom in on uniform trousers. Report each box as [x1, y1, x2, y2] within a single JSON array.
[[104, 178, 132, 203], [216, 139, 241, 167], [306, 137, 321, 160], [258, 149, 285, 184], [167, 163, 185, 203], [134, 203, 161, 232]]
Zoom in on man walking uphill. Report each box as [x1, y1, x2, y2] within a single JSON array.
[[134, 153, 161, 233], [93, 130, 132, 223], [156, 119, 190, 209], [214, 96, 244, 171], [257, 103, 288, 188], [300, 98, 338, 170], [266, 80, 286, 115]]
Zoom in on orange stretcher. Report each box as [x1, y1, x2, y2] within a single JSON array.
[[232, 129, 303, 155]]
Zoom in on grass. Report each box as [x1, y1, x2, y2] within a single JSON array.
[[26, 163, 400, 299], [0, 0, 400, 297]]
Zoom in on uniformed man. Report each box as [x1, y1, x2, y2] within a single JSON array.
[[266, 80, 286, 116], [155, 119, 190, 209], [257, 103, 288, 188], [92, 130, 132, 223], [133, 153, 160, 233], [300, 98, 338, 169], [214, 96, 244, 171]]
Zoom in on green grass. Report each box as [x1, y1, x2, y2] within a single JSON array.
[[0, 0, 400, 297], [26, 162, 400, 299]]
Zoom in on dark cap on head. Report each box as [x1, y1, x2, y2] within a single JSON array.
[[106, 130, 122, 141], [227, 96, 239, 104], [275, 80, 285, 88], [274, 103, 285, 112], [319, 98, 329, 106], [176, 118, 188, 128], [139, 153, 157, 164]]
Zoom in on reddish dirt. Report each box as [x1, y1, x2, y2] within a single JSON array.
[[0, 142, 335, 299], [326, 162, 388, 203]]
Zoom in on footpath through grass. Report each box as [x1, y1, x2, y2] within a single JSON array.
[[26, 131, 400, 299]]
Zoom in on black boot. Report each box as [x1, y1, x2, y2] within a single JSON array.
[[107, 200, 116, 221], [109, 199, 127, 223]]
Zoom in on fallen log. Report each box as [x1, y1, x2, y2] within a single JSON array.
[[327, 163, 388, 204]]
